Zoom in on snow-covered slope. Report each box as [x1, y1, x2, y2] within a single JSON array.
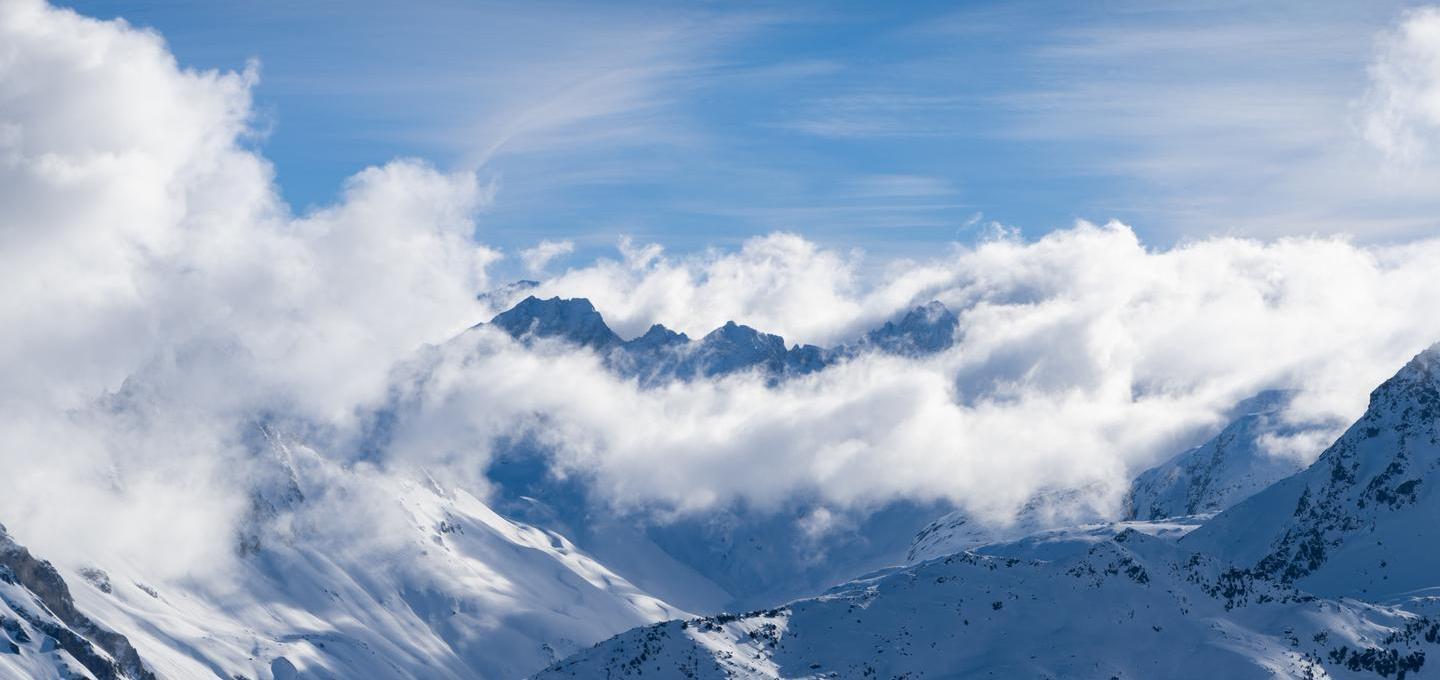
[[1184, 344, 1440, 601], [905, 486, 1112, 563], [0, 526, 154, 680], [485, 435, 945, 613], [536, 529, 1440, 679], [537, 346, 1440, 679], [1126, 390, 1332, 521], [32, 437, 691, 680]]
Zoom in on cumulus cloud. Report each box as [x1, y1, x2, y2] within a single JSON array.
[[520, 239, 575, 275], [401, 224, 1440, 526], [529, 233, 875, 343], [1362, 7, 1440, 163], [5, 0, 1440, 587], [0, 0, 495, 574]]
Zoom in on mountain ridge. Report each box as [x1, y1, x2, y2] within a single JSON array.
[[483, 294, 960, 386], [1183, 343, 1440, 601]]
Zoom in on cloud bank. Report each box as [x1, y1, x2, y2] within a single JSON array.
[[3, 0, 1440, 582], [1363, 7, 1440, 164], [435, 225, 1440, 526], [0, 0, 495, 575]]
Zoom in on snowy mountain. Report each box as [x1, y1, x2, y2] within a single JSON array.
[[1184, 344, 1440, 601], [483, 432, 945, 614], [490, 296, 623, 351], [485, 295, 958, 386], [905, 486, 1112, 563], [535, 529, 1440, 679], [905, 390, 1326, 563], [0, 526, 153, 680], [13, 287, 1437, 680], [907, 389, 1333, 563], [5, 433, 692, 680], [849, 300, 958, 356], [1126, 390, 1334, 521], [537, 342, 1440, 679]]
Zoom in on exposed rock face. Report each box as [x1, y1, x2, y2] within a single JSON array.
[[484, 296, 958, 387], [489, 296, 623, 351], [1184, 344, 1440, 600], [854, 300, 959, 356], [0, 525, 154, 680]]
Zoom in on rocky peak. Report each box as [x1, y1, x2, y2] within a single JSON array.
[[703, 321, 787, 354], [1181, 342, 1440, 598], [489, 296, 621, 350], [857, 300, 959, 356], [0, 525, 155, 680]]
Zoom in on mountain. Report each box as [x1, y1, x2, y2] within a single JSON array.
[[538, 345, 1440, 678], [535, 529, 1440, 679], [0, 525, 154, 680], [906, 389, 1327, 563], [23, 432, 692, 680], [1125, 390, 1333, 521], [483, 434, 945, 614], [905, 486, 1111, 563], [489, 296, 622, 351], [484, 296, 959, 386], [852, 300, 958, 356], [1184, 344, 1440, 601], [28, 289, 1433, 679]]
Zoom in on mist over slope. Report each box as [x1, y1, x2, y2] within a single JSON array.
[[538, 346, 1440, 679], [8, 1, 1440, 678], [1185, 344, 1440, 601]]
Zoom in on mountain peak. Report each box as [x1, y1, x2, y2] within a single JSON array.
[[861, 300, 958, 356], [1182, 341, 1440, 598], [489, 296, 621, 350], [703, 321, 786, 352], [1371, 342, 1440, 405], [623, 324, 689, 353]]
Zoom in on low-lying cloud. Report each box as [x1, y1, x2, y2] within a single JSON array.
[[418, 225, 1440, 526], [3, 0, 1440, 584]]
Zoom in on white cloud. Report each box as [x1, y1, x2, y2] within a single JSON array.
[[1362, 7, 1440, 164], [973, 4, 1440, 240], [5, 0, 1440, 591], [0, 0, 496, 575], [520, 239, 575, 275], [529, 233, 875, 343], [404, 222, 1440, 527]]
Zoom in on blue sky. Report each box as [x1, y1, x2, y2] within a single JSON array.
[[64, 1, 1439, 270]]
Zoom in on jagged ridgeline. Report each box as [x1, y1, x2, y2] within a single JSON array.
[[10, 287, 1440, 680], [484, 295, 960, 385]]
